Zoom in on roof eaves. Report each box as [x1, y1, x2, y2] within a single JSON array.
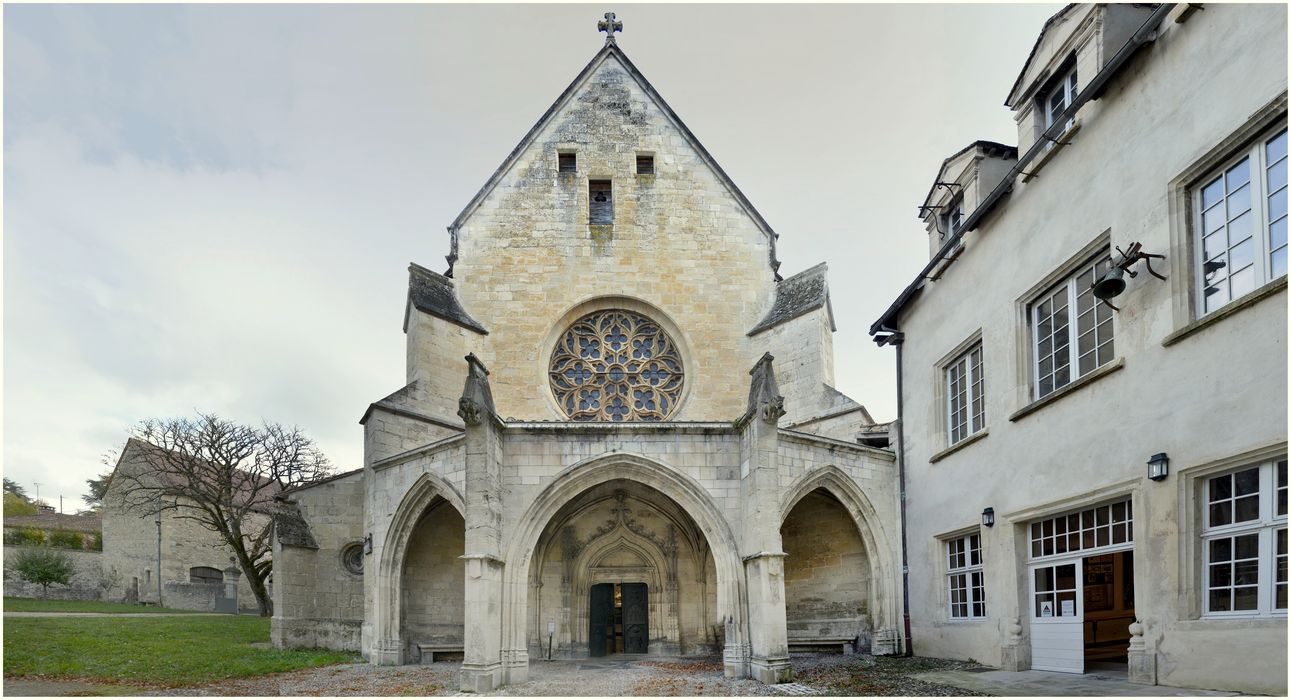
[[919, 141, 1020, 215], [277, 467, 364, 497], [1005, 4, 1079, 108]]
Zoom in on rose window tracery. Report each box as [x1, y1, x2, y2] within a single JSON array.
[[549, 310, 684, 421]]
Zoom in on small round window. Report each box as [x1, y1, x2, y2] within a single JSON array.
[[548, 309, 684, 421], [341, 542, 364, 575]]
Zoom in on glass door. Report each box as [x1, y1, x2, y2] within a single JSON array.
[[1029, 559, 1084, 673]]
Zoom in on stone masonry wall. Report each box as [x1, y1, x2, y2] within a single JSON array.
[[3, 546, 103, 600], [752, 307, 837, 429], [781, 491, 871, 647], [401, 501, 465, 657], [449, 52, 781, 424], [101, 456, 266, 612], [273, 470, 365, 651]]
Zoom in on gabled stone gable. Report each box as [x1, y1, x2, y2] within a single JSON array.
[[440, 47, 795, 422]]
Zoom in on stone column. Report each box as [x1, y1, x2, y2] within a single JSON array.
[[457, 354, 508, 693], [736, 353, 792, 684]]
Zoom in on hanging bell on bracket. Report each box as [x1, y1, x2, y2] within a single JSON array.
[[1092, 267, 1127, 300]]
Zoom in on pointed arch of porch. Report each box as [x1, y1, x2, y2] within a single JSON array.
[[371, 471, 467, 664], [778, 464, 900, 638], [502, 452, 748, 678]]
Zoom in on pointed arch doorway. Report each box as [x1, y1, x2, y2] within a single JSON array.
[[589, 581, 649, 656]]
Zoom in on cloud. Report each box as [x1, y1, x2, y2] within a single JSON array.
[[3, 4, 1056, 503]]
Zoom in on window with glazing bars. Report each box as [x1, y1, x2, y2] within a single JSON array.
[[1202, 458, 1287, 617], [1030, 499, 1132, 559], [945, 343, 984, 446], [1195, 128, 1288, 315], [1030, 255, 1114, 400], [946, 534, 985, 619]]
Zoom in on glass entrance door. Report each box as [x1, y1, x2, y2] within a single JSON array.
[[1030, 559, 1084, 673]]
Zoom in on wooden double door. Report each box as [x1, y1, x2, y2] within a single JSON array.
[[589, 582, 648, 656]]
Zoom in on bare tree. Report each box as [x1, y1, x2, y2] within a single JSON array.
[[110, 413, 330, 616]]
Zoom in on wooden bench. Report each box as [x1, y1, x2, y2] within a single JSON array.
[[417, 643, 465, 664], [788, 637, 856, 655]]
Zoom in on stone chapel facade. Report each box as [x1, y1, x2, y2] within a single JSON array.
[[271, 23, 900, 690]]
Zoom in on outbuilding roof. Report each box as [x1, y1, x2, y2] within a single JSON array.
[[404, 263, 487, 334], [748, 263, 834, 336]]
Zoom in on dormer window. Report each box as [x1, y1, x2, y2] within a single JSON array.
[[1043, 65, 1078, 131], [941, 199, 964, 243], [945, 197, 965, 244]]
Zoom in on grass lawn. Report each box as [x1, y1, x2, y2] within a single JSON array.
[[3, 615, 358, 687], [3, 597, 192, 614]]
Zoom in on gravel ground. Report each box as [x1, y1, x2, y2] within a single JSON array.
[[143, 653, 987, 697]]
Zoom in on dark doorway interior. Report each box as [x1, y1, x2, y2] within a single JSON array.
[[1082, 550, 1135, 664], [589, 582, 648, 657]]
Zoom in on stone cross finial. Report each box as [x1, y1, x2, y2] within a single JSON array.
[[598, 12, 623, 43]]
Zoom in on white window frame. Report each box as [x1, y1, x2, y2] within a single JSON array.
[[1201, 458, 1288, 618], [940, 199, 964, 243], [945, 342, 985, 446], [1192, 127, 1289, 316], [1028, 254, 1115, 400], [1029, 498, 1133, 562], [946, 533, 986, 620], [1043, 64, 1078, 131]]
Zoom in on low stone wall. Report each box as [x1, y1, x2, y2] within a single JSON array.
[[162, 580, 223, 611], [272, 616, 363, 651], [2, 546, 104, 601]]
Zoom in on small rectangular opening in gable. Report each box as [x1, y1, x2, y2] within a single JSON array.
[[636, 154, 655, 175], [559, 152, 577, 173], [589, 180, 613, 224]]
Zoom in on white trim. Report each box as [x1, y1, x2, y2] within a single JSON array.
[[1191, 127, 1289, 316], [1199, 458, 1288, 619]]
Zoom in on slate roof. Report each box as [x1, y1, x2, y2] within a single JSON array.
[[272, 501, 318, 549], [444, 38, 783, 280], [278, 467, 363, 497], [748, 263, 834, 336], [404, 263, 487, 334], [3, 512, 102, 534]]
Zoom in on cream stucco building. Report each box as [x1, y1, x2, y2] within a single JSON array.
[[872, 3, 1287, 695], [271, 20, 899, 691]]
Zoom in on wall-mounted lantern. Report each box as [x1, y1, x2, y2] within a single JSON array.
[[1148, 453, 1169, 482], [982, 507, 995, 528]]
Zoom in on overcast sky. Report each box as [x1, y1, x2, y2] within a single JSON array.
[[4, 3, 1059, 507]]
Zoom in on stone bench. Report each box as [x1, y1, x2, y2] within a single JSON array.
[[788, 637, 856, 655], [417, 643, 465, 664]]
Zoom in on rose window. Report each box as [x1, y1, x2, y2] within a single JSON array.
[[549, 310, 684, 421]]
